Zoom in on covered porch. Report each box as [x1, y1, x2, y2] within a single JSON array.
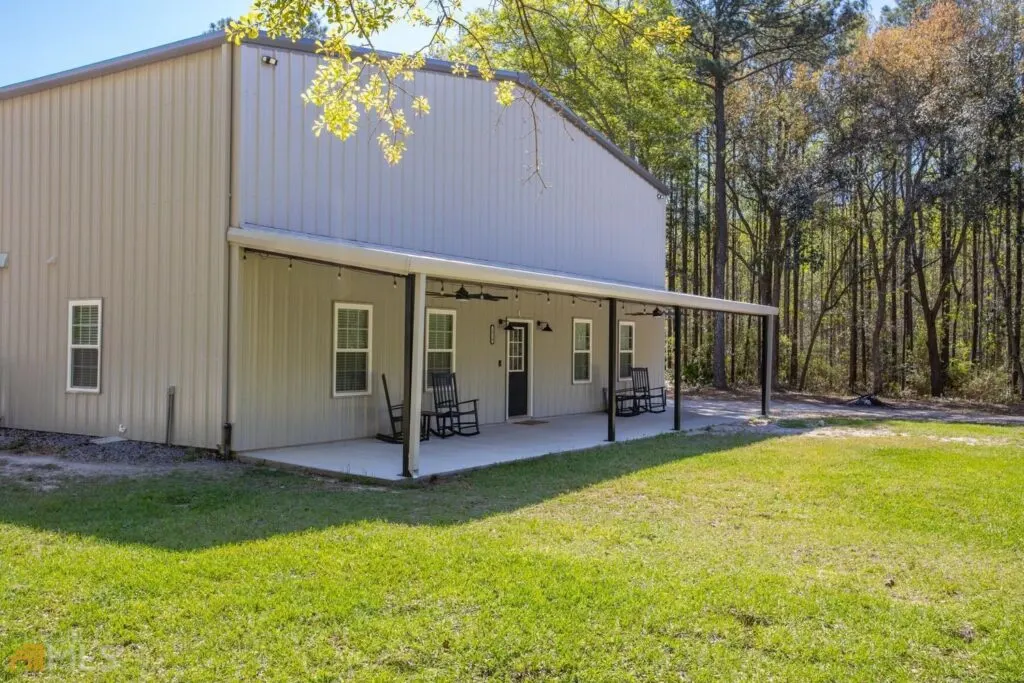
[[226, 225, 778, 479], [238, 400, 751, 481]]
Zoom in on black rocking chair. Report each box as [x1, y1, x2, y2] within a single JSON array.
[[375, 374, 429, 443], [631, 367, 667, 413], [429, 371, 480, 437]]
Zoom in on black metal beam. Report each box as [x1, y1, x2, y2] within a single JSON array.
[[673, 306, 681, 431], [761, 315, 774, 417], [401, 274, 416, 477], [607, 297, 617, 442]]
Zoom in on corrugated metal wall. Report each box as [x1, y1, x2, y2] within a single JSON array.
[[234, 257, 664, 451], [0, 46, 231, 447], [236, 45, 667, 290]]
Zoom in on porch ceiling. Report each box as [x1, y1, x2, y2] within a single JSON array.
[[228, 224, 778, 317]]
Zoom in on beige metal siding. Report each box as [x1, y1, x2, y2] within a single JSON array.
[[0, 47, 231, 447], [236, 45, 667, 289], [234, 258, 665, 451]]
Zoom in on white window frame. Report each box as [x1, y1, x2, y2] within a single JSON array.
[[425, 308, 457, 386], [618, 321, 636, 381], [332, 302, 373, 397], [572, 318, 593, 384], [67, 299, 103, 393]]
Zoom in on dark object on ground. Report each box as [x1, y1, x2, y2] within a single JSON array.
[[848, 394, 891, 408]]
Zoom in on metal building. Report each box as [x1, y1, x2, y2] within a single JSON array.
[[0, 34, 776, 476]]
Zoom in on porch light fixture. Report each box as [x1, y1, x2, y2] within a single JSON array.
[[652, 307, 664, 317], [261, 55, 278, 66], [498, 318, 515, 331], [537, 321, 553, 333]]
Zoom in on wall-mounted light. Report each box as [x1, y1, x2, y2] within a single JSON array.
[[261, 55, 279, 67], [498, 318, 515, 331], [536, 321, 553, 333]]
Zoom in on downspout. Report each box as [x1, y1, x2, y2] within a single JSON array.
[[221, 42, 237, 456]]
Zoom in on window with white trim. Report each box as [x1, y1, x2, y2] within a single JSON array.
[[618, 321, 635, 380], [572, 318, 592, 384], [67, 299, 102, 392], [426, 309, 456, 378], [333, 303, 372, 396]]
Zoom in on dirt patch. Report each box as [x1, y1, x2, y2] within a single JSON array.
[[0, 428, 212, 463], [0, 452, 236, 491], [0, 427, 231, 491], [701, 420, 1014, 447], [687, 386, 1024, 417]]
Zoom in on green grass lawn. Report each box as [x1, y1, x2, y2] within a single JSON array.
[[1, 421, 1023, 681]]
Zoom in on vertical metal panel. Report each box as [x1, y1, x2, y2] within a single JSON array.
[[0, 47, 231, 447], [234, 260, 666, 451], [237, 45, 666, 290]]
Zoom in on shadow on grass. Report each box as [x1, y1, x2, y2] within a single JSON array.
[[0, 431, 779, 551]]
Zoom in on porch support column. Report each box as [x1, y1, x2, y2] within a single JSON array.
[[607, 297, 617, 442], [761, 314, 774, 417], [401, 272, 427, 477], [673, 306, 682, 431]]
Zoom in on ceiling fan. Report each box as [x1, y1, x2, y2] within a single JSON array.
[[627, 306, 666, 317], [430, 285, 509, 302]]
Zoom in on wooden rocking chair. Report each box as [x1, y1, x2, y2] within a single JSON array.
[[375, 374, 429, 443], [631, 367, 666, 413], [429, 371, 480, 437]]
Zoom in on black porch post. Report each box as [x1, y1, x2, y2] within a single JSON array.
[[673, 306, 682, 431], [607, 297, 617, 442], [761, 314, 774, 417], [401, 274, 416, 477]]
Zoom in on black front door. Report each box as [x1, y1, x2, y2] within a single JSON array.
[[507, 322, 529, 418]]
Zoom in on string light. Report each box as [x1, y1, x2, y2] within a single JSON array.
[[514, 289, 519, 301], [337, 268, 341, 280], [288, 259, 293, 271], [393, 276, 397, 288], [546, 292, 551, 304]]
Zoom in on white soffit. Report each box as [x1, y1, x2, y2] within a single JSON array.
[[228, 225, 778, 317]]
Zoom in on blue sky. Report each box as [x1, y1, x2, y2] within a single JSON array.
[[1, 0, 890, 88]]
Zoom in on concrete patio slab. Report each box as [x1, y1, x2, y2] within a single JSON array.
[[238, 401, 748, 481]]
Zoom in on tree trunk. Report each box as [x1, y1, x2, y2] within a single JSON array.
[[712, 76, 728, 388]]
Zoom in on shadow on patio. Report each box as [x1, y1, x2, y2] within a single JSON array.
[[0, 429, 779, 551]]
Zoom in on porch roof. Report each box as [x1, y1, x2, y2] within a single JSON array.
[[228, 225, 778, 317]]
